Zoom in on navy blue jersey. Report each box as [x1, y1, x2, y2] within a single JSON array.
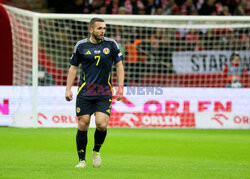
[[70, 37, 123, 97]]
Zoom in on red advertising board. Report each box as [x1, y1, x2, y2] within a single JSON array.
[[109, 112, 195, 128]]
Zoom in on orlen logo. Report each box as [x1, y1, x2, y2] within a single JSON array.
[[30, 113, 48, 125], [0, 99, 9, 115], [37, 113, 48, 125], [120, 114, 139, 127], [211, 113, 249, 126], [30, 113, 78, 125], [211, 114, 229, 126]]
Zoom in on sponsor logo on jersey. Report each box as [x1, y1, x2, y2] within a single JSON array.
[[103, 48, 110, 54], [76, 107, 81, 113], [94, 50, 101, 54], [85, 50, 91, 55], [118, 52, 122, 57]]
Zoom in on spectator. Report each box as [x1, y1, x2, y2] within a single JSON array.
[[163, 0, 178, 15], [83, 6, 90, 13], [234, 0, 247, 15], [194, 37, 206, 51], [221, 5, 231, 15], [202, 29, 222, 50], [110, 26, 126, 55], [180, 0, 197, 15], [141, 0, 153, 14], [137, 29, 153, 62], [218, 29, 236, 50], [150, 0, 162, 14], [246, 0, 250, 15], [138, 6, 147, 14], [125, 38, 143, 84], [199, 0, 217, 15], [89, 0, 105, 14], [215, 1, 223, 14], [237, 33, 250, 51], [99, 6, 107, 14], [149, 28, 174, 73], [186, 29, 199, 50], [124, 0, 145, 14], [224, 0, 242, 15], [190, 9, 199, 15], [222, 52, 248, 88], [118, 6, 127, 14], [154, 7, 164, 14], [106, 0, 123, 14], [172, 5, 182, 15]]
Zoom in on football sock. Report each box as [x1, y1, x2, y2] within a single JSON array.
[[93, 129, 107, 152], [76, 129, 87, 161]]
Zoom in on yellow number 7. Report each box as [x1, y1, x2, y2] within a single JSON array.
[[95, 56, 101, 66]]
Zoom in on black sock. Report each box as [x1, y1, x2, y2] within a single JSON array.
[[76, 129, 87, 161], [93, 129, 107, 152]]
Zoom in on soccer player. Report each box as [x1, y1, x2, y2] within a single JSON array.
[[65, 18, 124, 168]]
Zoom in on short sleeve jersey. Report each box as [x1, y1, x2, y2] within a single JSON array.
[[70, 37, 123, 97]]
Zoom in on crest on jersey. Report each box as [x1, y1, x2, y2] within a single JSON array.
[[103, 48, 110, 54], [76, 107, 81, 113]]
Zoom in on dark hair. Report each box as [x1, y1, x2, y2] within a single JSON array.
[[89, 18, 105, 28]]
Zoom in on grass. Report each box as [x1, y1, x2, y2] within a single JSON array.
[[0, 127, 249, 179]]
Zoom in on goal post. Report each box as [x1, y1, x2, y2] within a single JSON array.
[[2, 4, 250, 128]]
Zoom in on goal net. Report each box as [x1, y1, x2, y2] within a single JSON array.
[[2, 4, 250, 128]]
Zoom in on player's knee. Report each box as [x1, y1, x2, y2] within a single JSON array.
[[96, 122, 107, 131], [78, 116, 90, 129], [79, 120, 89, 128]]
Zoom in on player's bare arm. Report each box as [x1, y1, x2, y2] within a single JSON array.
[[65, 65, 78, 101], [116, 61, 124, 101]]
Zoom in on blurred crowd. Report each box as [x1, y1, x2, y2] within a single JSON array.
[[48, 0, 250, 15], [3, 0, 249, 86]]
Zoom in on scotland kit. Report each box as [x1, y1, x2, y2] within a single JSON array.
[[70, 37, 123, 116]]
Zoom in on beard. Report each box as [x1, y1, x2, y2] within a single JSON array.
[[92, 32, 103, 41]]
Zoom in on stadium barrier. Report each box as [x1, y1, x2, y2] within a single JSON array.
[[0, 86, 249, 129]]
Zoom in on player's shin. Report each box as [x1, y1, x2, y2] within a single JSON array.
[[93, 129, 107, 152], [76, 129, 88, 161]]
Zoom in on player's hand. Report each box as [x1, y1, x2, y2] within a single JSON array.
[[65, 90, 73, 101], [116, 85, 123, 101]]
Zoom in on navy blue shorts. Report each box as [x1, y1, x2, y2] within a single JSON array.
[[76, 95, 112, 117]]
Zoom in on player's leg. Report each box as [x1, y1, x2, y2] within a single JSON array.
[[76, 114, 91, 165], [94, 112, 109, 152], [93, 96, 111, 152], [75, 97, 94, 168], [92, 96, 112, 167], [92, 112, 109, 168]]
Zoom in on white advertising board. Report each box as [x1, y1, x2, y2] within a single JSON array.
[[0, 86, 250, 129], [195, 113, 250, 129], [172, 51, 250, 73]]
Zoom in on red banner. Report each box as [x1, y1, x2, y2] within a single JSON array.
[[109, 112, 195, 128]]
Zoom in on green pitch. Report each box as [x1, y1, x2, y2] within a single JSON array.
[[0, 128, 249, 179]]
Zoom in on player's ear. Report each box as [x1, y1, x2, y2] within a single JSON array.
[[88, 27, 93, 33]]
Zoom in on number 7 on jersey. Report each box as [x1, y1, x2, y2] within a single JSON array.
[[95, 56, 101, 66]]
